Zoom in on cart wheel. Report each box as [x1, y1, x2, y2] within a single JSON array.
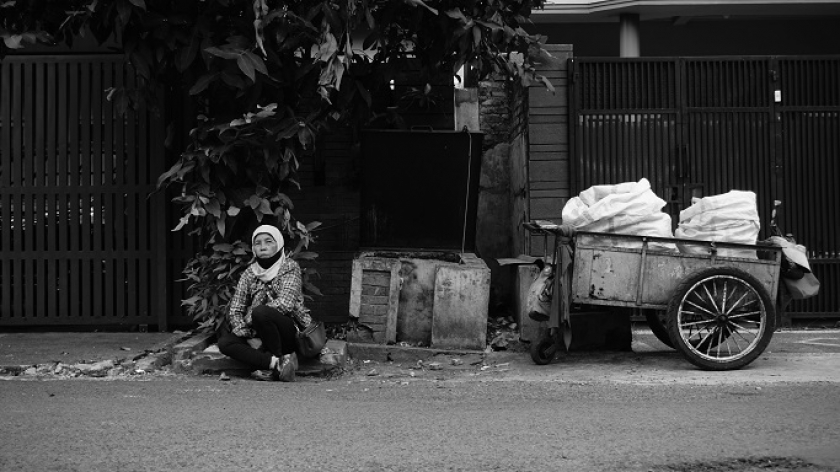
[[530, 335, 558, 365], [667, 267, 776, 371], [643, 310, 674, 349]]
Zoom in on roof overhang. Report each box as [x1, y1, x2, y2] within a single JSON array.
[[531, 0, 840, 23]]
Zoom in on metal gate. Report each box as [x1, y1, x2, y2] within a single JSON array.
[[570, 56, 840, 319], [0, 55, 171, 328]]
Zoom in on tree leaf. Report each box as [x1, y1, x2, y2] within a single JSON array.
[[245, 51, 268, 76], [403, 0, 438, 15], [129, 0, 146, 10], [445, 8, 467, 22], [212, 243, 234, 252], [117, 0, 132, 26], [237, 54, 255, 82], [216, 214, 226, 236], [178, 33, 200, 72], [303, 281, 323, 296], [258, 198, 272, 215], [205, 46, 241, 60], [171, 215, 190, 232]]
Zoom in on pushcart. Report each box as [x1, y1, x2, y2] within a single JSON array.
[[523, 221, 783, 371]]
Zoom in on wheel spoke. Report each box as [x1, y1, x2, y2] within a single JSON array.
[[679, 318, 718, 328], [713, 328, 723, 357], [733, 329, 756, 346], [728, 326, 744, 352], [685, 299, 717, 317], [702, 284, 720, 313], [724, 288, 752, 315], [728, 311, 763, 320], [721, 282, 729, 316], [728, 320, 754, 333], [692, 329, 717, 352]]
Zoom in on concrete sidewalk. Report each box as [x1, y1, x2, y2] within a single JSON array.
[[0, 330, 347, 378], [3, 329, 840, 384], [0, 332, 187, 370]]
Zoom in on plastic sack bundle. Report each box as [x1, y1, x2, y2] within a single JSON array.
[[526, 265, 554, 322], [675, 190, 760, 258], [561, 178, 674, 246], [768, 236, 820, 300]]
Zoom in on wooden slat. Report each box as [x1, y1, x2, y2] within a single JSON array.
[[1, 60, 11, 319], [152, 87, 168, 330], [138, 96, 150, 322], [45, 62, 58, 319], [68, 62, 80, 320], [22, 61, 35, 319], [80, 62, 92, 319], [57, 62, 69, 316], [112, 63, 126, 319], [126, 79, 138, 317], [35, 62, 47, 319]]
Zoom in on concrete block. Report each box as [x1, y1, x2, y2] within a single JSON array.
[[431, 254, 490, 350], [349, 257, 400, 344], [171, 332, 215, 362], [134, 352, 170, 372]]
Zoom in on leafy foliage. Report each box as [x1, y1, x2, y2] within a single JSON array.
[[2, 0, 552, 329]]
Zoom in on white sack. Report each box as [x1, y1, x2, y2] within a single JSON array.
[[562, 178, 674, 249], [675, 190, 760, 258]]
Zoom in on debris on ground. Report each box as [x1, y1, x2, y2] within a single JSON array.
[[486, 315, 528, 352]]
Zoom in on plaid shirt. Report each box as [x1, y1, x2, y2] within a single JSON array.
[[227, 258, 312, 338]]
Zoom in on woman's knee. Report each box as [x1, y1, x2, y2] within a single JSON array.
[[217, 333, 240, 356], [251, 305, 281, 324]]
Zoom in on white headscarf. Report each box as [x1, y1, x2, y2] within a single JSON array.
[[250, 225, 286, 282]]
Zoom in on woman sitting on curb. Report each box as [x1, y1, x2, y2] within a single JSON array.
[[218, 224, 312, 382]]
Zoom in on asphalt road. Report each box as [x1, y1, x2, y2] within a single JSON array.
[[1, 329, 839, 472]]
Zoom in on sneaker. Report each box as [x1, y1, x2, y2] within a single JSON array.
[[251, 369, 278, 381], [276, 354, 296, 382]]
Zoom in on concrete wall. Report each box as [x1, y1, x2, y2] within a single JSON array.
[[475, 74, 531, 313]]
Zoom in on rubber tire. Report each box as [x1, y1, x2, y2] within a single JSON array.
[[643, 310, 675, 349], [530, 335, 557, 365], [666, 267, 776, 371]]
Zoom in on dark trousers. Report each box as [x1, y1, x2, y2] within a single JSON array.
[[217, 305, 298, 370]]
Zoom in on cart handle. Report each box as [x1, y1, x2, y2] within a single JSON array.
[[523, 220, 577, 237]]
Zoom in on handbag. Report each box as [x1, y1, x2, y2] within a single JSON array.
[[296, 320, 327, 358], [783, 272, 820, 300]]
